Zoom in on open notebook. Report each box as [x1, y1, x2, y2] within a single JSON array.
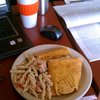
[[0, 0, 32, 59], [53, 0, 100, 62]]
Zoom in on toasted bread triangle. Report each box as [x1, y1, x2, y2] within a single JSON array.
[[48, 57, 82, 95]]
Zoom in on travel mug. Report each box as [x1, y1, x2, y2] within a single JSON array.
[[17, 0, 39, 28], [39, 0, 49, 15]]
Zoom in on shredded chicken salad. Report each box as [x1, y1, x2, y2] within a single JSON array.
[[10, 52, 53, 100]]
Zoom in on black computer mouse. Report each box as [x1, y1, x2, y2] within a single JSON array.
[[40, 25, 63, 41]]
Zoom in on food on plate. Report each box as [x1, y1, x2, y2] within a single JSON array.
[[34, 47, 71, 60], [10, 54, 53, 100], [10, 47, 83, 100], [47, 57, 82, 96]]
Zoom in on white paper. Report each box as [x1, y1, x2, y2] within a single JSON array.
[[79, 95, 97, 100], [69, 23, 100, 62], [53, 0, 100, 28], [0, 0, 6, 5], [53, 0, 100, 62]]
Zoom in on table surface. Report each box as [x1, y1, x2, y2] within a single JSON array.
[[0, 2, 99, 100]]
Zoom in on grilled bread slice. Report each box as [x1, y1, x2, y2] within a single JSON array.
[[34, 47, 71, 60], [47, 57, 82, 96]]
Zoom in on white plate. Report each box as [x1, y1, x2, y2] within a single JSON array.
[[11, 44, 92, 100]]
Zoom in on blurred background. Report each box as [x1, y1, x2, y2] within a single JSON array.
[[9, 0, 54, 5], [10, 0, 17, 5]]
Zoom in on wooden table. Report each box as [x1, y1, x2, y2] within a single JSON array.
[[0, 3, 98, 100]]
